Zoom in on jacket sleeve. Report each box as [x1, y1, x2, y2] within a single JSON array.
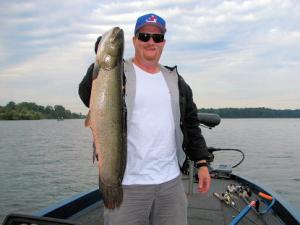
[[182, 81, 210, 162], [78, 63, 94, 108]]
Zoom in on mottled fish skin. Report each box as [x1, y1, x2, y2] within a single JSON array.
[[85, 27, 126, 209]]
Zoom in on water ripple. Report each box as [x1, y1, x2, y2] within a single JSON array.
[[1, 118, 299, 222]]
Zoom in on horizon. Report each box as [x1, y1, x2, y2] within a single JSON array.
[[1, 1, 299, 114], [1, 100, 300, 113]]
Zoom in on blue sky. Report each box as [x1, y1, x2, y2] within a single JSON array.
[[0, 0, 299, 113]]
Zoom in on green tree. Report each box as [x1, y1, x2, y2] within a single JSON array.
[[6, 101, 16, 110], [54, 105, 66, 119]]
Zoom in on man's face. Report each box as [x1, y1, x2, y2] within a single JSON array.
[[133, 25, 165, 64]]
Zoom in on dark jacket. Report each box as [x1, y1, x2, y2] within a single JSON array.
[[79, 63, 94, 108], [78, 63, 209, 163]]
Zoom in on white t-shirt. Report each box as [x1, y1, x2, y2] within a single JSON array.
[[122, 64, 180, 185]]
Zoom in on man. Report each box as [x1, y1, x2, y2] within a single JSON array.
[[79, 13, 211, 225]]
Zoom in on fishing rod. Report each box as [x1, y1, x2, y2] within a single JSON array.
[[228, 190, 275, 225]]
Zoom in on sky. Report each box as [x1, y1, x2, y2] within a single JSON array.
[[0, 0, 299, 114]]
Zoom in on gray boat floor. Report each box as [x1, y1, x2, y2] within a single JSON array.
[[70, 177, 284, 225]]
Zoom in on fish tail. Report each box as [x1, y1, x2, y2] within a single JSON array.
[[99, 177, 123, 209]]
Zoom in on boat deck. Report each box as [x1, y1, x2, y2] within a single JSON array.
[[69, 177, 284, 225]]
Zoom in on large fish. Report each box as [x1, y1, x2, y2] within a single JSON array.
[[85, 27, 126, 209]]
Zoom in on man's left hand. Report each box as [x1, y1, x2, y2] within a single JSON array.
[[197, 166, 211, 193]]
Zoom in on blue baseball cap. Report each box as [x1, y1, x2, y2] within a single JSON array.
[[134, 13, 166, 35]]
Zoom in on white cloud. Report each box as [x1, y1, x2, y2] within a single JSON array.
[[0, 0, 300, 112]]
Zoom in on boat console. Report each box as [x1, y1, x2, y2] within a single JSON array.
[[2, 213, 82, 225]]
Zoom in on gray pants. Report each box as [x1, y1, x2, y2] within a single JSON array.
[[104, 175, 187, 225]]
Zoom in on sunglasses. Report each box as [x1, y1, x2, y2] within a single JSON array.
[[136, 33, 165, 43]]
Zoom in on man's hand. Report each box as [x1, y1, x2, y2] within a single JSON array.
[[197, 166, 211, 193]]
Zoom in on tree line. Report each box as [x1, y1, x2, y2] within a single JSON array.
[[1, 102, 299, 120], [0, 101, 84, 120], [198, 107, 300, 118]]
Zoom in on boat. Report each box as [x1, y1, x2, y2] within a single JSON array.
[[3, 113, 300, 225]]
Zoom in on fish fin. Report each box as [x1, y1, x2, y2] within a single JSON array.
[[85, 111, 91, 127], [86, 112, 98, 164], [99, 177, 123, 209], [92, 142, 99, 163], [92, 62, 100, 79]]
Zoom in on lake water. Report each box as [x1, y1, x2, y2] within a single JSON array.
[[0, 119, 300, 222]]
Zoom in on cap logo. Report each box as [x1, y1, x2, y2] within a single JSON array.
[[146, 15, 157, 23], [134, 13, 166, 34]]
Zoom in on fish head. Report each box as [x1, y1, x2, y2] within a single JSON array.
[[96, 27, 124, 71]]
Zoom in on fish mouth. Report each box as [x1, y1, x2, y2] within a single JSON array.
[[107, 27, 124, 57], [111, 27, 124, 43]]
